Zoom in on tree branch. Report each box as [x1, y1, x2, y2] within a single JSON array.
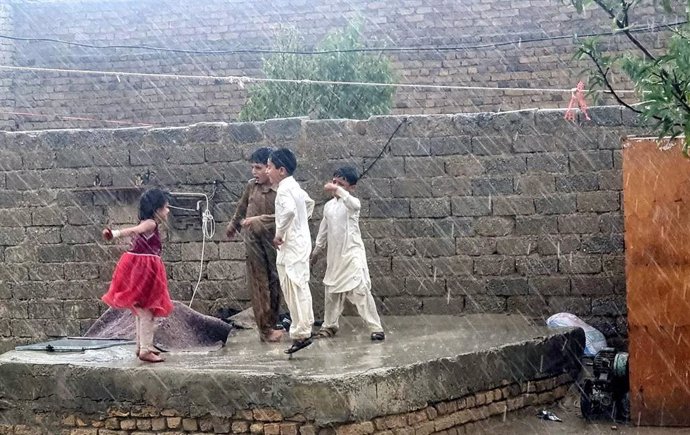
[[593, 0, 657, 60], [583, 48, 643, 113]]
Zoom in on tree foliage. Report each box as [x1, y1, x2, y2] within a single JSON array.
[[567, 0, 690, 153], [239, 24, 395, 121]]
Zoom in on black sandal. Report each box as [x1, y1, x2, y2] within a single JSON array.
[[284, 337, 313, 354], [371, 332, 385, 341]]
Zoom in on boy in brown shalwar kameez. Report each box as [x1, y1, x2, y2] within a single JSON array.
[[226, 147, 284, 342]]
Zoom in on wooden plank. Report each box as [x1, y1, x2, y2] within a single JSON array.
[[623, 138, 690, 426]]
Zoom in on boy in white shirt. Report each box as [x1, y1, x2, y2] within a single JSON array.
[[267, 148, 316, 354], [311, 166, 385, 341]]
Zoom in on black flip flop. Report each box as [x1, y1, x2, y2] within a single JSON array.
[[371, 332, 385, 341], [284, 337, 313, 354]]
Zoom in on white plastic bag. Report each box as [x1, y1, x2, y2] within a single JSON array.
[[546, 312, 607, 357]]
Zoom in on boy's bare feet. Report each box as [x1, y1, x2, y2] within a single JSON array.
[[262, 329, 284, 343], [138, 351, 165, 363]]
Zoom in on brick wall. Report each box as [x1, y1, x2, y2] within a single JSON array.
[[0, 108, 645, 351], [0, 373, 574, 434], [0, 0, 678, 130]]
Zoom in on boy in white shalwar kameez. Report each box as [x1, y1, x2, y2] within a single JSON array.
[[311, 166, 385, 341], [267, 148, 316, 354]]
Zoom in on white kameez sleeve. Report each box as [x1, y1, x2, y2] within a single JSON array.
[[312, 213, 328, 256], [305, 194, 315, 219], [335, 187, 361, 212], [275, 190, 296, 240]]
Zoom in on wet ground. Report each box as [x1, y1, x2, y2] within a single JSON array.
[[475, 397, 690, 434], [0, 314, 572, 375]]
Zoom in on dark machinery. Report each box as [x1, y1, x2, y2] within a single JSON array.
[[581, 347, 630, 421]]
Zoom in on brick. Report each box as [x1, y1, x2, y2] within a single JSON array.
[[555, 174, 599, 192], [515, 214, 558, 235], [451, 196, 491, 216], [410, 198, 450, 218], [431, 177, 472, 196], [534, 194, 576, 215], [470, 135, 512, 155], [474, 256, 514, 275], [515, 256, 558, 275], [445, 156, 484, 177], [380, 296, 422, 315], [405, 158, 445, 177], [253, 408, 282, 422], [456, 237, 495, 256], [581, 234, 624, 254], [495, 237, 536, 256], [464, 295, 506, 313], [432, 256, 473, 276], [182, 418, 198, 432], [446, 278, 485, 296], [391, 137, 430, 156], [482, 156, 526, 174], [577, 191, 620, 212], [471, 177, 513, 195], [474, 217, 513, 236], [430, 136, 471, 155], [491, 196, 534, 216], [334, 421, 374, 435], [487, 277, 529, 296], [571, 276, 615, 296], [526, 153, 568, 173], [514, 174, 555, 194], [213, 416, 231, 433], [507, 295, 549, 316], [369, 199, 410, 218], [569, 151, 612, 171], [559, 256, 602, 274], [548, 296, 591, 316], [591, 295, 626, 316], [167, 417, 183, 429], [529, 276, 570, 296], [405, 277, 446, 296], [391, 179, 432, 198], [414, 238, 455, 257]]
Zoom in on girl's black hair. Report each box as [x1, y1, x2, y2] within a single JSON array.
[[333, 166, 359, 185], [268, 148, 297, 175], [139, 188, 169, 220], [249, 147, 273, 164]]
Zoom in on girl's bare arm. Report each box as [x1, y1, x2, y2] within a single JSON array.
[[104, 219, 156, 240]]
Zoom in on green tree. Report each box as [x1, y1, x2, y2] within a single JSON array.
[[567, 1, 690, 153], [239, 24, 395, 121]]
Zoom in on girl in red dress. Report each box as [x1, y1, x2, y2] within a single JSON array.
[[101, 188, 173, 363]]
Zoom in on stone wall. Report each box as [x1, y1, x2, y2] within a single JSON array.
[[0, 108, 646, 351], [0, 0, 678, 130], [0, 373, 574, 435]]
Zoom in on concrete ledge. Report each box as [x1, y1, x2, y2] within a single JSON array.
[[0, 315, 584, 432]]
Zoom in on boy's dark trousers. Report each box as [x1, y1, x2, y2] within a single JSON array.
[[244, 231, 281, 339]]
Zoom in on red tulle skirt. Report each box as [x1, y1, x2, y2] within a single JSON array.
[[102, 252, 174, 317]]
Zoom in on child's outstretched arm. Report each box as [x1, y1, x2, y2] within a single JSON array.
[[103, 219, 156, 241]]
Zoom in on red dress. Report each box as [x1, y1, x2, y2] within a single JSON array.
[[102, 224, 174, 317]]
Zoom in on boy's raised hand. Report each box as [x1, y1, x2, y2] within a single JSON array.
[[226, 224, 237, 240], [272, 236, 284, 249], [324, 182, 339, 194]]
